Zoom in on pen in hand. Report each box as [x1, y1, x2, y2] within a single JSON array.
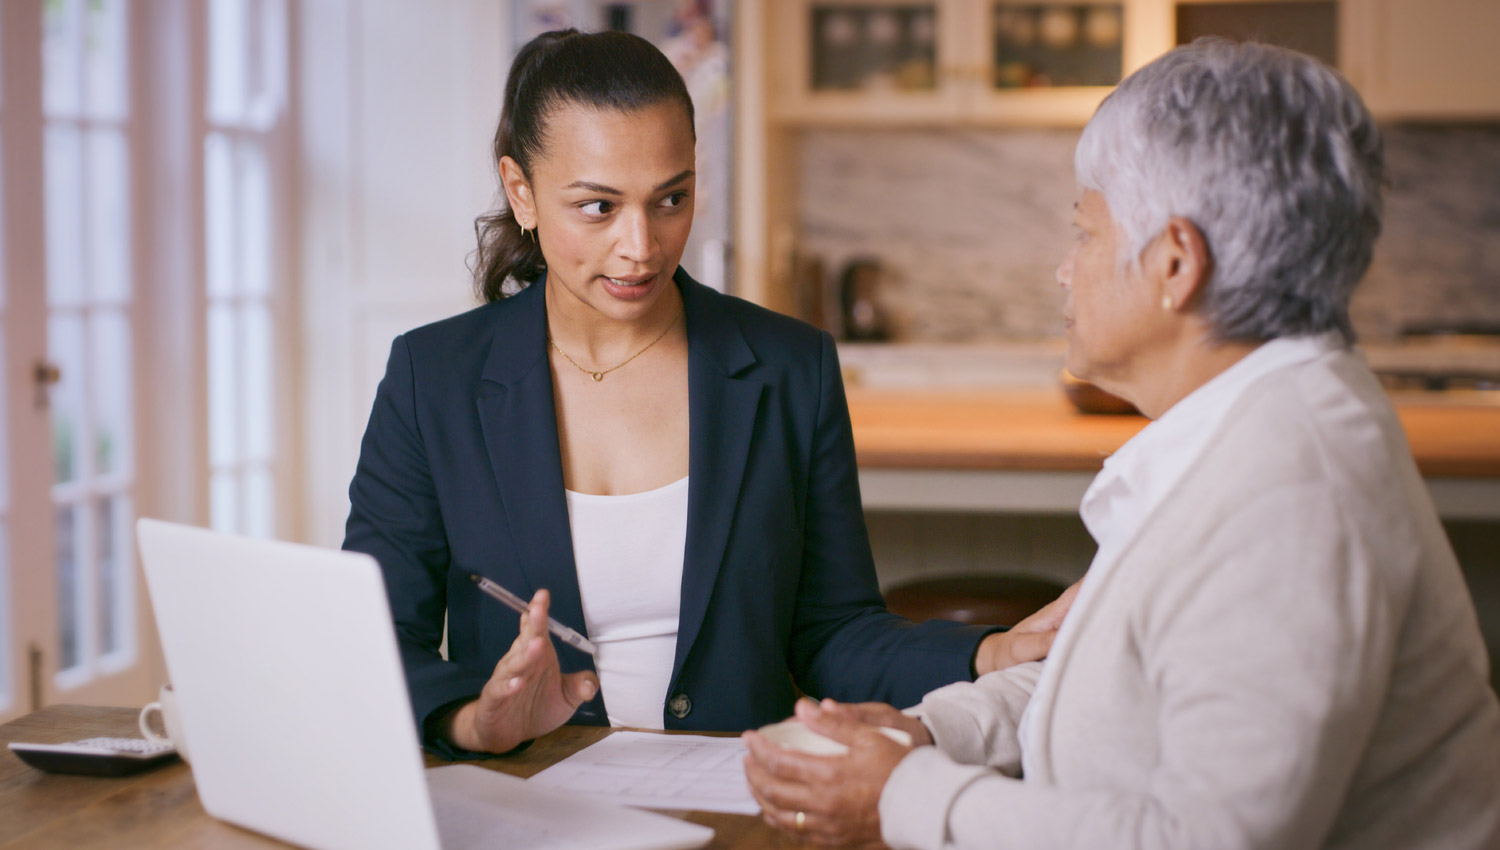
[[469, 574, 598, 656]]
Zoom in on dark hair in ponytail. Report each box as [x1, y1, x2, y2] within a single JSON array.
[[472, 29, 696, 302]]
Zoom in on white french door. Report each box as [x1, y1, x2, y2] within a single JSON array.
[[0, 1, 34, 722], [0, 0, 295, 723], [1, 0, 150, 721]]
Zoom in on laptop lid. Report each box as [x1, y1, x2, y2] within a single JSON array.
[[137, 518, 442, 850]]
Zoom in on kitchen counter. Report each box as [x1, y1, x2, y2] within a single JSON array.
[[846, 387, 1500, 520]]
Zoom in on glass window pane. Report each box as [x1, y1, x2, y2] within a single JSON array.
[[85, 129, 130, 303], [0, 11, 6, 712], [96, 495, 130, 656], [991, 4, 1123, 89], [208, 0, 249, 125], [43, 0, 82, 117], [48, 314, 86, 485], [208, 303, 238, 467], [89, 310, 132, 478], [245, 0, 288, 130], [83, 0, 128, 119], [0, 136, 6, 311], [205, 132, 235, 297], [243, 465, 272, 538], [0, 328, 7, 510], [242, 304, 272, 461], [56, 504, 81, 671], [0, 523, 9, 709], [0, 327, 7, 702], [237, 140, 270, 296], [44, 126, 84, 307], [96, 497, 115, 653], [211, 471, 238, 534]]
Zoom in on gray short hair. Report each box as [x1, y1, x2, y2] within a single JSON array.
[[1075, 38, 1385, 343]]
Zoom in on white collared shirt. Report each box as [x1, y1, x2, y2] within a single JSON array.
[[1018, 333, 1344, 771]]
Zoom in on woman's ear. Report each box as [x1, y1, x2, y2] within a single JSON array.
[[498, 156, 535, 226], [1159, 216, 1212, 312]]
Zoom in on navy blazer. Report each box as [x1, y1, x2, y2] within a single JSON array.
[[343, 269, 992, 757]]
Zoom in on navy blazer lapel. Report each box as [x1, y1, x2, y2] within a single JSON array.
[[673, 272, 763, 685], [473, 278, 591, 645]]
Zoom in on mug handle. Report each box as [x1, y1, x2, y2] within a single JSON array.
[[139, 701, 170, 744]]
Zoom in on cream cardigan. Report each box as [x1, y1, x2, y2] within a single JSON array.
[[880, 347, 1500, 850]]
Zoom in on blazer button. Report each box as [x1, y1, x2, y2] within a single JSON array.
[[668, 693, 692, 719]]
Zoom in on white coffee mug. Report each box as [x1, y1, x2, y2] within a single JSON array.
[[756, 718, 911, 755], [138, 683, 189, 763]]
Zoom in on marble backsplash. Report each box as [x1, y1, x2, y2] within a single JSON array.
[[796, 124, 1500, 342]]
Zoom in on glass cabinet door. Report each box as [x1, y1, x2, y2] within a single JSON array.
[[988, 3, 1125, 89], [965, 0, 1171, 126], [774, 0, 1173, 127], [774, 0, 965, 124], [808, 4, 940, 92]]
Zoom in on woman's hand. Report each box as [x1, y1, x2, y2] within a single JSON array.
[[445, 589, 599, 754], [973, 578, 1082, 675], [741, 698, 915, 848]]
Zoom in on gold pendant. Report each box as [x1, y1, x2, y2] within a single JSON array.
[[591, 372, 604, 382]]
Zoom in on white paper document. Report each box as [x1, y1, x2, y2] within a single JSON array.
[[527, 732, 759, 815]]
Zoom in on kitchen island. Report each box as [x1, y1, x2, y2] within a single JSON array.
[[847, 387, 1500, 520]]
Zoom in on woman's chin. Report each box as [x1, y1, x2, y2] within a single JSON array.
[[1062, 349, 1089, 383]]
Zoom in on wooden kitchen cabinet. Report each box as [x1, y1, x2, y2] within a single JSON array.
[[1340, 0, 1500, 120], [770, 0, 1173, 127], [765, 0, 1500, 129], [731, 0, 1500, 309], [964, 0, 1171, 124], [772, 0, 963, 124]]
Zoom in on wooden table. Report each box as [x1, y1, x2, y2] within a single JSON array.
[[0, 705, 795, 849]]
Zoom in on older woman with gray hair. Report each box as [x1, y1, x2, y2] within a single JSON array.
[[741, 38, 1500, 850]]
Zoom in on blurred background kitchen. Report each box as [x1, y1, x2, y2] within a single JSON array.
[[1, 0, 1497, 721]]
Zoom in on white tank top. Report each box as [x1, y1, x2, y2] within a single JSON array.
[[565, 476, 688, 729]]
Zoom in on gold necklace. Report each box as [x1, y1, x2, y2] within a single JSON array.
[[547, 310, 680, 382]]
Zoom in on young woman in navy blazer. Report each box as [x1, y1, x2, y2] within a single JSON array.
[[343, 29, 1067, 759]]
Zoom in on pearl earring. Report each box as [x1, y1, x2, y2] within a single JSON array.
[[1162, 295, 1174, 311]]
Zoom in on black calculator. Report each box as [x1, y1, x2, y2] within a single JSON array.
[[8, 737, 179, 776]]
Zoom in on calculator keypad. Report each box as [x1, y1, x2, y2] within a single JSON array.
[[69, 737, 176, 755]]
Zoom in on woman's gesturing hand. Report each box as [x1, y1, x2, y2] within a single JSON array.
[[446, 589, 599, 754]]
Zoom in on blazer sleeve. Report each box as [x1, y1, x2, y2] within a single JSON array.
[[788, 332, 997, 708], [879, 483, 1398, 850], [343, 335, 491, 757]]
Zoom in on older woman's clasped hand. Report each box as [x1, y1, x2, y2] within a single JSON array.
[[444, 589, 599, 754], [741, 581, 1080, 845], [743, 698, 933, 848]]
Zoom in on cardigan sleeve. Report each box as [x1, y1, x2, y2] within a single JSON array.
[[877, 483, 1399, 850], [787, 332, 999, 709], [343, 335, 492, 759], [907, 660, 1042, 774]]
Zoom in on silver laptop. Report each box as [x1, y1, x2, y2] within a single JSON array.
[[137, 518, 713, 850]]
